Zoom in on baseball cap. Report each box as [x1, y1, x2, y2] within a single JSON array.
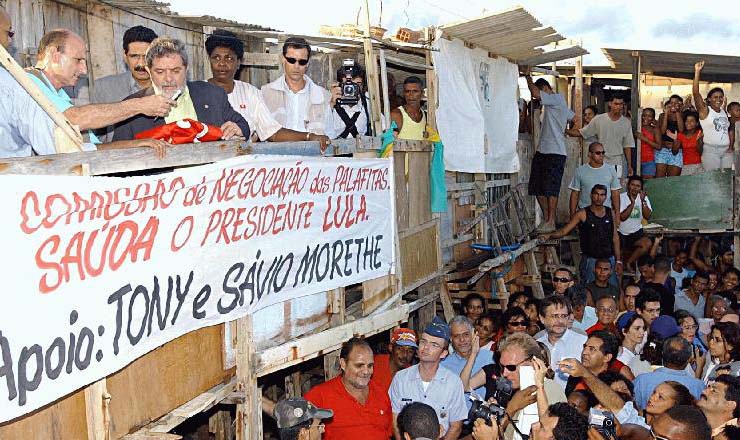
[[650, 315, 682, 339], [616, 311, 637, 332], [274, 398, 333, 429], [423, 316, 450, 342], [391, 328, 418, 348]]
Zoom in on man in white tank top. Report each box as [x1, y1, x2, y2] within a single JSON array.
[[693, 61, 734, 171]]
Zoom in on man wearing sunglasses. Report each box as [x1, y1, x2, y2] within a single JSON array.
[[389, 316, 467, 440], [262, 37, 339, 140], [567, 142, 621, 217]]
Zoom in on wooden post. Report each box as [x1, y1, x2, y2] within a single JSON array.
[[631, 51, 641, 174], [84, 379, 110, 440], [424, 27, 437, 129], [324, 287, 346, 380], [363, 0, 383, 135], [235, 316, 262, 440], [85, 3, 116, 84], [574, 53, 584, 165], [734, 148, 740, 270], [379, 49, 391, 129]]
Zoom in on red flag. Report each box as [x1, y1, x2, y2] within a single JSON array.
[[134, 119, 223, 144]]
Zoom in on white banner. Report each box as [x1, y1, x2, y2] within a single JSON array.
[[0, 155, 395, 423]]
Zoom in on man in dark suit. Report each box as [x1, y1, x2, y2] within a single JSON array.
[[113, 37, 249, 142]]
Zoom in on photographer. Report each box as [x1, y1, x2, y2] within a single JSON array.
[[330, 61, 370, 138]]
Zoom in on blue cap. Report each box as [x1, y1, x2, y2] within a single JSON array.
[[423, 316, 451, 341], [617, 311, 637, 332], [650, 315, 682, 339]]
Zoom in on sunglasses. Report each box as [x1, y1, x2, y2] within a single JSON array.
[[285, 56, 309, 66], [508, 320, 528, 327], [553, 276, 571, 283], [591, 151, 606, 155], [500, 357, 532, 372]]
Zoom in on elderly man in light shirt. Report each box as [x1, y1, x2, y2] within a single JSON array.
[[261, 37, 339, 139]]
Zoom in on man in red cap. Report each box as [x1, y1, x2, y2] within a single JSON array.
[[372, 328, 417, 391]]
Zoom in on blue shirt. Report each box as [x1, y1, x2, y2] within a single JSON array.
[[633, 367, 705, 410], [389, 364, 468, 434], [27, 70, 100, 144], [440, 348, 495, 408], [538, 91, 574, 156], [0, 68, 56, 157]]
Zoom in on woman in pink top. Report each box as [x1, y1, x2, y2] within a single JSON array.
[[636, 108, 661, 178], [668, 111, 704, 176]]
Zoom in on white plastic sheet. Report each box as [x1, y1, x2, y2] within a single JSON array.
[[433, 38, 520, 173]]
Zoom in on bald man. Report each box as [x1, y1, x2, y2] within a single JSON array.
[[23, 29, 183, 155]]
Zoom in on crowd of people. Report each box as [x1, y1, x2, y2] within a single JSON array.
[[275, 254, 740, 440], [0, 9, 423, 158]]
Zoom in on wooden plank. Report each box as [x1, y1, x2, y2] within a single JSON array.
[[256, 304, 410, 376], [408, 152, 432, 227], [362, 274, 394, 315], [143, 378, 236, 433], [122, 434, 183, 440], [241, 52, 280, 67], [362, 9, 383, 135], [209, 409, 233, 440], [439, 282, 455, 321], [107, 325, 231, 439], [379, 49, 391, 127], [85, 3, 116, 82], [394, 151, 410, 230], [236, 316, 262, 440], [400, 221, 440, 292], [523, 251, 545, 299], [0, 388, 88, 439]]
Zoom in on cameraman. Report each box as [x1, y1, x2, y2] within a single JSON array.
[[330, 62, 370, 138], [470, 402, 589, 440]]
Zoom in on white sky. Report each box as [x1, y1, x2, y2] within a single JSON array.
[[168, 0, 740, 65]]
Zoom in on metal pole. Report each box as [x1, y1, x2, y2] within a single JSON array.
[[631, 51, 641, 175]]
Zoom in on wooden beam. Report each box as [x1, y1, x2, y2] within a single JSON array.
[[363, 2, 383, 135], [631, 51, 641, 153], [379, 49, 391, 126], [241, 52, 280, 67], [255, 304, 410, 376]]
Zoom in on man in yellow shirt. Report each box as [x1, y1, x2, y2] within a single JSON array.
[[113, 37, 248, 141]]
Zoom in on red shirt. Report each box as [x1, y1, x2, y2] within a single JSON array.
[[305, 376, 392, 440], [586, 322, 617, 335], [678, 130, 702, 165], [372, 354, 393, 391], [641, 127, 657, 162]]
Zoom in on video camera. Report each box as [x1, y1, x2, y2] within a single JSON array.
[[337, 59, 361, 106], [468, 393, 506, 427], [589, 408, 617, 440]]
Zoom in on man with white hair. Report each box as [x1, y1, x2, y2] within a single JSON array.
[[113, 36, 249, 142], [441, 316, 494, 406], [23, 28, 173, 155]]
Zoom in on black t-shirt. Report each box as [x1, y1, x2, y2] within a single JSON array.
[[643, 281, 675, 316]]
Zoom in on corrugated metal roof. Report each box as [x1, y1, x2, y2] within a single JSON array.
[[603, 48, 740, 83], [96, 0, 277, 31], [439, 6, 587, 64]]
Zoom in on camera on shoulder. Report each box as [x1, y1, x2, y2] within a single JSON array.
[[337, 59, 360, 106]]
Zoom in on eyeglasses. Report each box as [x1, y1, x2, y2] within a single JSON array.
[[285, 56, 309, 66], [553, 277, 571, 283], [508, 320, 528, 327], [418, 339, 444, 350], [682, 324, 698, 331], [650, 427, 670, 440], [500, 357, 532, 372], [591, 150, 606, 155], [597, 307, 616, 313]]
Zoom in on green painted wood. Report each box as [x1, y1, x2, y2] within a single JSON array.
[[644, 170, 733, 230]]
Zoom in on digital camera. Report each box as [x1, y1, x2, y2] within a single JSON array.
[[337, 59, 360, 106]]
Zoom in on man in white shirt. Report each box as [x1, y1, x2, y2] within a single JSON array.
[[536, 295, 588, 390], [204, 30, 329, 149], [261, 37, 339, 139], [618, 175, 653, 268]]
